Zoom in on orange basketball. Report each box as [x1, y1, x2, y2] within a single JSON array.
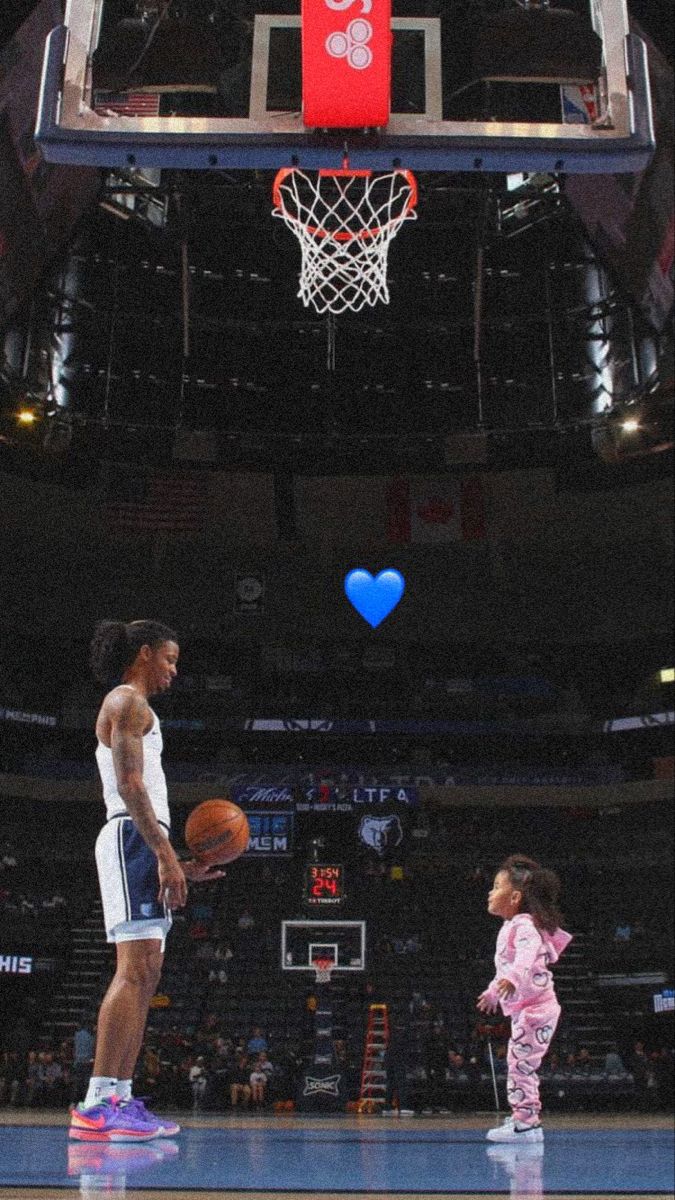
[[184, 799, 250, 866]]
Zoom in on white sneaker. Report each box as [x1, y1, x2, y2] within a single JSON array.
[[486, 1121, 543, 1143], [488, 1115, 515, 1133]]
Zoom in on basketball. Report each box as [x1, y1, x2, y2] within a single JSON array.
[[184, 798, 250, 866]]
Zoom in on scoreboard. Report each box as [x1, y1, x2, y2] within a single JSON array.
[[304, 863, 346, 906]]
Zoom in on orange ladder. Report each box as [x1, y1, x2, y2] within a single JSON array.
[[357, 1003, 389, 1113]]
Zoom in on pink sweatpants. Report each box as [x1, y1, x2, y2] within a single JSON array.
[[506, 996, 560, 1125]]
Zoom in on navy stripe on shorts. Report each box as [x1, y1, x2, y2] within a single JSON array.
[[118, 820, 166, 922]]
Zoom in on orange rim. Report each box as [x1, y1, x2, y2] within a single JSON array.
[[272, 167, 418, 243]]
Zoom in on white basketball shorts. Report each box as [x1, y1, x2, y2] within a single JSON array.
[[95, 815, 173, 950]]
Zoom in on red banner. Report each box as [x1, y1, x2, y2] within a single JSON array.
[[302, 0, 391, 128]]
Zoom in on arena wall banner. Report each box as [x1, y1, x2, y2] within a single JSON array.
[[233, 783, 418, 812], [0, 955, 33, 975], [301, 785, 418, 812], [342, 785, 418, 806], [243, 811, 294, 856], [11, 756, 628, 790], [0, 954, 58, 976], [653, 989, 675, 1013], [234, 786, 295, 807], [14, 693, 672, 742], [241, 714, 605, 737], [1, 773, 672, 812], [185, 764, 624, 790], [0, 707, 57, 728]]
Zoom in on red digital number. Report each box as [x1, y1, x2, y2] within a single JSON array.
[[308, 865, 342, 900]]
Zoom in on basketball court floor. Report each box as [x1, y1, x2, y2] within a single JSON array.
[[0, 1111, 672, 1199]]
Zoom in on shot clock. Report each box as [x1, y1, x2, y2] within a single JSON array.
[[304, 863, 346, 906]]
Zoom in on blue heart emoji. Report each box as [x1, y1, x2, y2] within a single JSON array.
[[344, 569, 405, 628]]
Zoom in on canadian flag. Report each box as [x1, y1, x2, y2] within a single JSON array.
[[387, 475, 486, 543]]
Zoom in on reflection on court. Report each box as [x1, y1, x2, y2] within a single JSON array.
[[0, 1114, 672, 1198]]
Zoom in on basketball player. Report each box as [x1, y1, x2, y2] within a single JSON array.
[[69, 620, 222, 1142]]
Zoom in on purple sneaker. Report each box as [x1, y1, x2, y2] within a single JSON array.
[[69, 1097, 160, 1142], [120, 1098, 181, 1137]]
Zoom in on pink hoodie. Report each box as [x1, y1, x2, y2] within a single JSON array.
[[482, 912, 572, 1016]]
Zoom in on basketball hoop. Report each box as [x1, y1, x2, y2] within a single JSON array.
[[272, 164, 418, 315], [312, 957, 335, 985]]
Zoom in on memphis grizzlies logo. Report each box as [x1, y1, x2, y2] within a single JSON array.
[[359, 814, 403, 856]]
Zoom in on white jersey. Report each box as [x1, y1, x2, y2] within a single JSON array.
[[95, 703, 170, 829]]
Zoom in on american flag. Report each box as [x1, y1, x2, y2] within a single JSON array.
[[104, 471, 208, 533], [93, 91, 161, 118]]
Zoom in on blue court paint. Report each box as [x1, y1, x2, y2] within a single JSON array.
[[0, 1124, 673, 1193]]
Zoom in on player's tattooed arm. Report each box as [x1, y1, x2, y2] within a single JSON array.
[[109, 690, 167, 854], [108, 689, 187, 907]]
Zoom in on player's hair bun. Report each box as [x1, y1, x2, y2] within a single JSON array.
[[89, 620, 130, 686], [89, 618, 177, 688]]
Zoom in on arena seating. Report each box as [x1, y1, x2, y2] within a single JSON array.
[[1, 789, 672, 1112]]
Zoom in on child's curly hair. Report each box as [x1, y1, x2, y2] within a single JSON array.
[[500, 854, 563, 934]]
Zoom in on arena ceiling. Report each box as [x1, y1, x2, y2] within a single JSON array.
[[0, 2, 673, 476]]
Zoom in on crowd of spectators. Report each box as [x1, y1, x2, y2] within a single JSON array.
[[127, 1019, 306, 1113], [2, 1010, 671, 1115], [0, 838, 71, 941], [2, 716, 672, 791], [1, 633, 672, 727], [0, 793, 672, 1115]]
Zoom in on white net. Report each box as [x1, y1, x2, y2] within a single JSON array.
[[272, 166, 417, 316], [313, 958, 335, 984]]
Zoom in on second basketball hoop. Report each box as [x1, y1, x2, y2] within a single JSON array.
[[272, 164, 418, 315], [312, 957, 336, 985]]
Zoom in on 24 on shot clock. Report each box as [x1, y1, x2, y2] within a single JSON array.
[[304, 863, 346, 906]]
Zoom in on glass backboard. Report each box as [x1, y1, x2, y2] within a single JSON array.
[[36, 0, 653, 174], [281, 919, 366, 974]]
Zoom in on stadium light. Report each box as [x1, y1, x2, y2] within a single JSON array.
[[16, 408, 38, 425]]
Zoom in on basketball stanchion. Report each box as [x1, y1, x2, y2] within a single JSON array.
[[272, 163, 417, 315], [296, 956, 347, 1113]]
